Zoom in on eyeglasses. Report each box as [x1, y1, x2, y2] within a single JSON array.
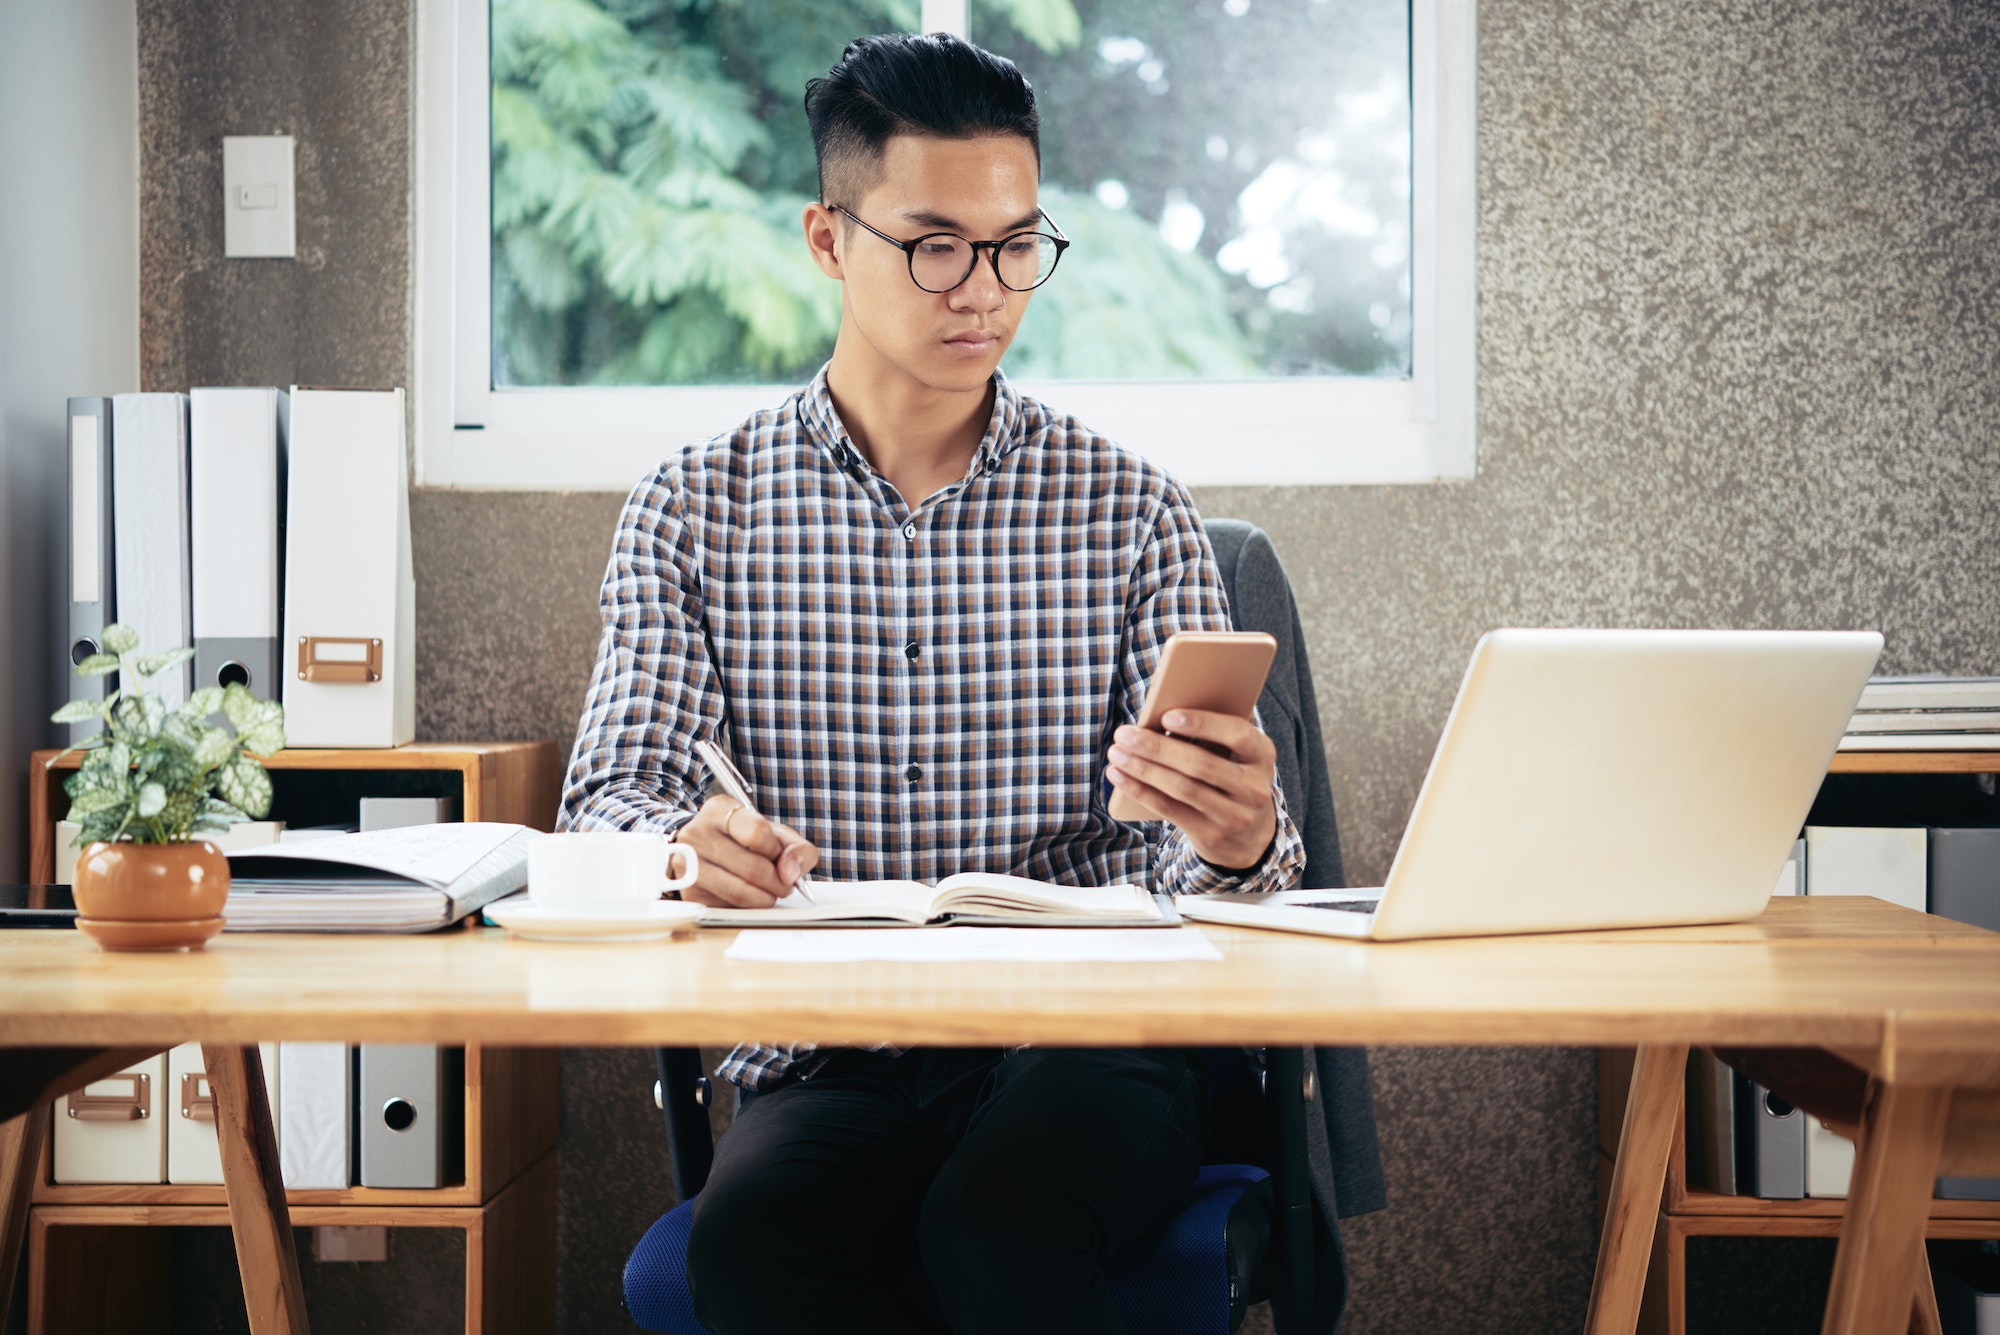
[[834, 205, 1070, 293]]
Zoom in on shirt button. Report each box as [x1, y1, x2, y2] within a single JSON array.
[[903, 641, 921, 659], [902, 522, 917, 540], [905, 764, 922, 782]]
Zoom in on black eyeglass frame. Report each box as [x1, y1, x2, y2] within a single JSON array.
[[833, 205, 1071, 293]]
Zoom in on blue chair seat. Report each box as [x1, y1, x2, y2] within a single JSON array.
[[625, 1162, 1274, 1335], [624, 1195, 706, 1335]]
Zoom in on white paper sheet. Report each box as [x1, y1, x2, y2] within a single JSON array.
[[724, 926, 1223, 963]]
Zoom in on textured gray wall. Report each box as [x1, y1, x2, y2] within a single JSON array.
[[134, 0, 2000, 1331], [138, 0, 408, 394]]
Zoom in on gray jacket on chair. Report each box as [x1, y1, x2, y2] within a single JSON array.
[[1204, 518, 1387, 1335]]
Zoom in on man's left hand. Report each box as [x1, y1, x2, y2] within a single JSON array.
[[1106, 709, 1278, 871]]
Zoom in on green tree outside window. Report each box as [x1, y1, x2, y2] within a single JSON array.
[[491, 0, 1410, 389]]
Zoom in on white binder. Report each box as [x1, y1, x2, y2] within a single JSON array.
[[278, 1041, 352, 1189], [166, 1042, 281, 1184], [111, 392, 193, 709], [1803, 826, 1927, 908], [1805, 1112, 1856, 1198], [1796, 826, 1923, 1198], [62, 398, 116, 741], [282, 387, 414, 747], [191, 387, 288, 699], [53, 1053, 168, 1183]]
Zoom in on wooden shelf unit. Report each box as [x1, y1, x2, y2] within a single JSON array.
[[1600, 749, 2000, 1335], [28, 740, 560, 884], [21, 740, 563, 1335], [27, 1153, 557, 1335]]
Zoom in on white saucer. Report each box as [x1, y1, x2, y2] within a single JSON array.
[[484, 896, 704, 942]]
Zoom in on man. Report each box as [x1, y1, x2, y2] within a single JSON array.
[[560, 31, 1305, 1334]]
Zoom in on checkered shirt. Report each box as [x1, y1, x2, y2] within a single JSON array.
[[558, 366, 1305, 1090]]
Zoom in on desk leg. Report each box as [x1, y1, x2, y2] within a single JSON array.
[[1908, 1245, 1942, 1335], [1821, 1081, 1950, 1335], [203, 1043, 309, 1335], [1, 1105, 50, 1325], [1585, 1042, 1686, 1335]]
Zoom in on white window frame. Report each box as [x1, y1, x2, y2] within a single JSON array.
[[413, 0, 1476, 489]]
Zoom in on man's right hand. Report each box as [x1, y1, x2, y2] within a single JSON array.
[[672, 794, 819, 909]]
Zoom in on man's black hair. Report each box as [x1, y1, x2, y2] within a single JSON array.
[[804, 32, 1040, 208]]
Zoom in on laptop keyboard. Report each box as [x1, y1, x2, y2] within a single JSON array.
[[1292, 898, 1381, 914]]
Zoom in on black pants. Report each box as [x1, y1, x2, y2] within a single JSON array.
[[685, 1046, 1211, 1335]]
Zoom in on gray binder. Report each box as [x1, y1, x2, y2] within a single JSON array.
[[1930, 828, 2000, 1201], [1931, 828, 2000, 933], [358, 797, 459, 832], [1684, 1051, 1738, 1195], [358, 1045, 461, 1188], [62, 397, 115, 740], [1733, 1072, 1805, 1198]]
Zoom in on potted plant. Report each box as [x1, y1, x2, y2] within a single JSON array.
[[49, 623, 286, 951]]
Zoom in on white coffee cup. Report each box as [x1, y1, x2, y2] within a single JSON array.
[[527, 832, 700, 912]]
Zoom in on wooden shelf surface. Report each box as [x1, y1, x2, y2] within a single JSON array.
[[1657, 1210, 2000, 1241], [1827, 750, 2000, 774], [35, 740, 554, 770], [1672, 1186, 2000, 1220]]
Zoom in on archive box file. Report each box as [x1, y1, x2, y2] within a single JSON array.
[[53, 1052, 168, 1183], [281, 386, 414, 747]]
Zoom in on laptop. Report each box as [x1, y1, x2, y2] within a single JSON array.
[[1176, 628, 1883, 941]]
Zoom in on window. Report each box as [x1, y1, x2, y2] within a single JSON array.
[[414, 0, 1475, 488]]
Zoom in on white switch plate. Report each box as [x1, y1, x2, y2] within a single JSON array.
[[223, 135, 295, 259]]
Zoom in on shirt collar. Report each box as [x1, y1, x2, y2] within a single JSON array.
[[974, 368, 1026, 474], [800, 365, 1028, 481]]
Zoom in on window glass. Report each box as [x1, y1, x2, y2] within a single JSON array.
[[489, 0, 1410, 388], [976, 0, 1412, 380]]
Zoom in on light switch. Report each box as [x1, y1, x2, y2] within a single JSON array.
[[223, 135, 296, 259]]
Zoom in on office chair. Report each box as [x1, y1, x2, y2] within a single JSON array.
[[624, 518, 1380, 1335]]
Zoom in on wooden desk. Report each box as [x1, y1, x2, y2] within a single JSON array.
[[2, 897, 1996, 1335]]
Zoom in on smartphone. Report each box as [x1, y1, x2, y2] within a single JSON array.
[[1108, 631, 1278, 821], [0, 884, 79, 928]]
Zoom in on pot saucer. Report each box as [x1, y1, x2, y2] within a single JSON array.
[[75, 915, 226, 952], [484, 896, 703, 942]]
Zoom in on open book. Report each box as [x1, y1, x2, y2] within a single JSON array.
[[697, 873, 1173, 928], [223, 823, 532, 932]]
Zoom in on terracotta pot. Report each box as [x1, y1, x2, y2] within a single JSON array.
[[72, 840, 231, 952]]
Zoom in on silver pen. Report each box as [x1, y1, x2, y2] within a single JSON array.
[[692, 738, 817, 905]]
